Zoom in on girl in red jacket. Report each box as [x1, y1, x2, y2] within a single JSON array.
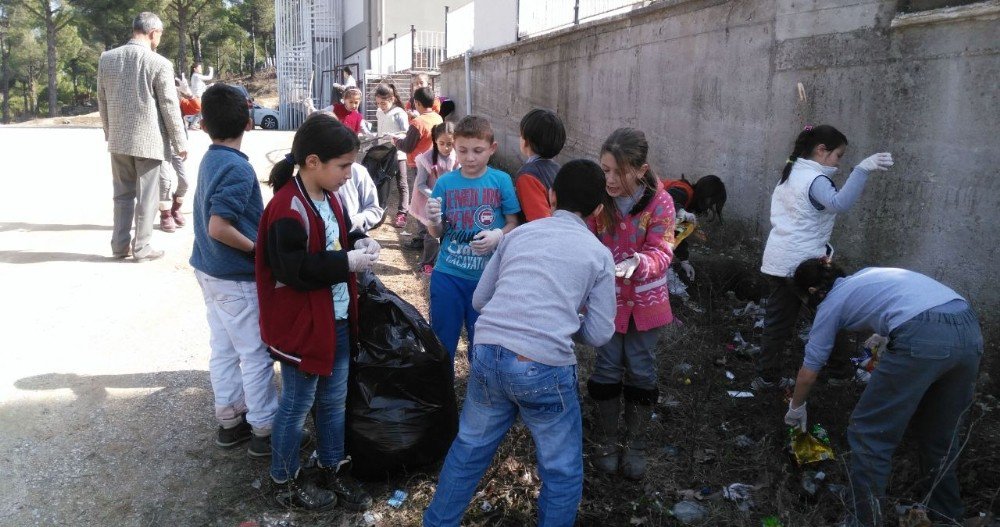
[[587, 127, 675, 481], [257, 113, 380, 511]]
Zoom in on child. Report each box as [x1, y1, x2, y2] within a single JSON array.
[[395, 86, 443, 229], [423, 160, 617, 527], [189, 61, 213, 98], [405, 72, 441, 117], [785, 258, 980, 526], [587, 127, 674, 481], [411, 122, 457, 275], [755, 125, 893, 391], [189, 84, 278, 457], [336, 162, 385, 235], [423, 115, 520, 367], [159, 80, 195, 232], [256, 113, 379, 511], [513, 108, 566, 222], [333, 87, 364, 133], [374, 83, 410, 228]]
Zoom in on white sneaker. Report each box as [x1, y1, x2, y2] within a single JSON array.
[[854, 368, 871, 384]]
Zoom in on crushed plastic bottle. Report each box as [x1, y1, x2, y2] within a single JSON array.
[[810, 424, 830, 445], [671, 500, 707, 524]]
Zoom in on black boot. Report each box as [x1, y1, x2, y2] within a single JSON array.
[[273, 471, 336, 511], [592, 397, 621, 474], [621, 386, 658, 480], [313, 457, 372, 511]]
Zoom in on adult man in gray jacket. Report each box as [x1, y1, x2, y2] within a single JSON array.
[[98, 12, 187, 261]]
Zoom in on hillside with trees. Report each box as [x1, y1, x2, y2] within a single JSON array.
[[0, 0, 275, 123]]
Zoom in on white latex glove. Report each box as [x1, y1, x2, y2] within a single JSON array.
[[857, 152, 894, 172], [784, 401, 807, 432], [680, 260, 696, 281], [614, 255, 640, 279], [677, 209, 698, 224], [347, 249, 377, 272], [470, 228, 504, 255], [354, 237, 381, 259], [425, 197, 442, 225]]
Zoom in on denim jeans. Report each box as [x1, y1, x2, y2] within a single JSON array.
[[846, 305, 982, 526], [195, 270, 278, 430], [424, 344, 582, 527], [270, 321, 350, 482]]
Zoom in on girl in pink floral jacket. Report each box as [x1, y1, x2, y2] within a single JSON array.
[[586, 127, 675, 481]]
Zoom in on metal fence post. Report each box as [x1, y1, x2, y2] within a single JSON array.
[[411, 24, 417, 69], [444, 6, 449, 57], [574, 0, 580, 24]]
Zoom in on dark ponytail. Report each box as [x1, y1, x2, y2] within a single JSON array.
[[268, 113, 360, 191], [779, 124, 848, 184], [375, 83, 404, 109]]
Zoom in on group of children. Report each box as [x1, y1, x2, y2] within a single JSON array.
[[184, 73, 982, 526]]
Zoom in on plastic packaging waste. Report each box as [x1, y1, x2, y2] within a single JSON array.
[[789, 427, 835, 465], [671, 500, 708, 524], [346, 272, 459, 480]]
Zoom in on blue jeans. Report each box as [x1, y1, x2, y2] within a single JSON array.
[[429, 270, 479, 367], [424, 345, 582, 527], [270, 321, 351, 482], [846, 305, 982, 526]]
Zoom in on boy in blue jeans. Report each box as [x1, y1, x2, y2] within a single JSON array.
[[424, 160, 617, 527], [425, 115, 520, 366], [190, 84, 278, 456]]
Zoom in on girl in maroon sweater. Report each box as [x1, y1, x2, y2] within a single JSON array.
[[333, 87, 364, 133], [256, 113, 380, 511]]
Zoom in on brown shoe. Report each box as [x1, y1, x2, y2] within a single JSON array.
[[171, 197, 186, 227], [160, 210, 176, 233]]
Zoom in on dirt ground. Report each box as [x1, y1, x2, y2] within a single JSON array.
[[0, 125, 998, 527]]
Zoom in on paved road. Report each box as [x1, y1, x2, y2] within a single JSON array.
[[0, 127, 425, 526]]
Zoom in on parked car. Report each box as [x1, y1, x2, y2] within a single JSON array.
[[252, 103, 279, 129], [225, 84, 278, 129]]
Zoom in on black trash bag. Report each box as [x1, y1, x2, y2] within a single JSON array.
[[346, 272, 458, 481]]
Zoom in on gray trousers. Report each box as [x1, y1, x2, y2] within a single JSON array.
[[159, 152, 189, 202], [111, 153, 162, 258], [397, 162, 413, 214], [847, 305, 982, 526], [590, 320, 660, 390]]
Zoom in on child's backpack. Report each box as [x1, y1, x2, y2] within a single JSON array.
[[360, 144, 401, 228]]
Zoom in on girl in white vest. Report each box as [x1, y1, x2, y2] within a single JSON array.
[[752, 124, 893, 391]]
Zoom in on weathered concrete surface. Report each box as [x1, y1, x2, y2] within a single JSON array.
[[440, 0, 1000, 320]]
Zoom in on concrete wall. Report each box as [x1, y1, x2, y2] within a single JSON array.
[[440, 0, 1000, 319]]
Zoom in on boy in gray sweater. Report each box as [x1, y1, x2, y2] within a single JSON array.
[[423, 160, 616, 527]]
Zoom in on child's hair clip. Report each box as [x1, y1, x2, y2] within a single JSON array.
[[803, 125, 814, 132]]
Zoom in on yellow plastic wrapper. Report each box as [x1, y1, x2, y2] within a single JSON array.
[[790, 430, 835, 465], [671, 221, 697, 248]]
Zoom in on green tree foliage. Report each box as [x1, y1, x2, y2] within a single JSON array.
[[0, 0, 275, 122]]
